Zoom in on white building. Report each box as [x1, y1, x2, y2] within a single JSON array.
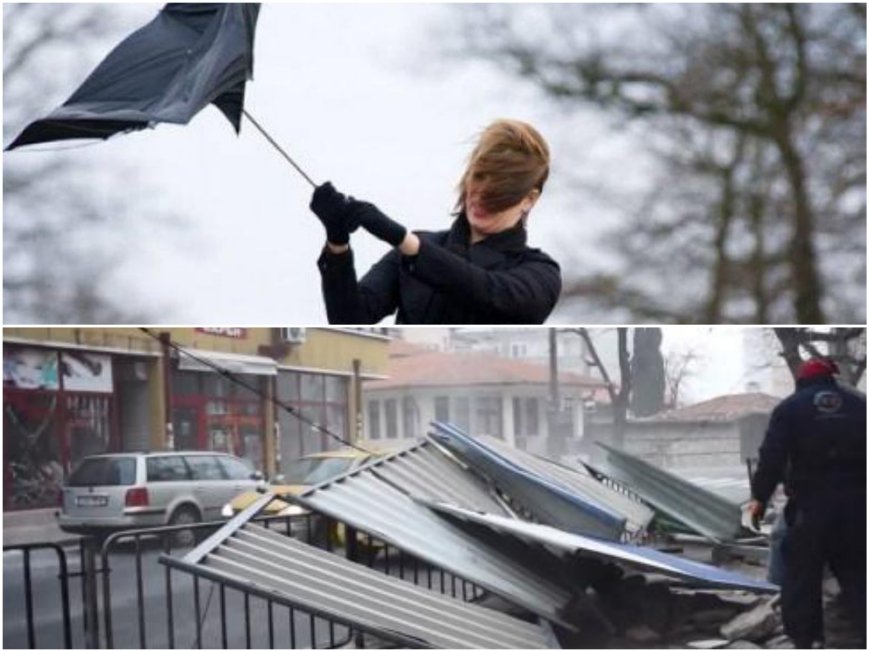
[[362, 341, 606, 459], [395, 327, 623, 382]]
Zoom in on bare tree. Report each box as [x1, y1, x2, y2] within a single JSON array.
[[3, 4, 165, 323], [446, 4, 865, 323], [773, 327, 866, 387], [663, 347, 703, 409], [573, 327, 631, 447]]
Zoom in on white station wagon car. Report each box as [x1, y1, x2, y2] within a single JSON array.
[[58, 451, 265, 544]]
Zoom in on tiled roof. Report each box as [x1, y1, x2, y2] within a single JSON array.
[[386, 338, 434, 358], [647, 392, 781, 422], [366, 344, 605, 390]]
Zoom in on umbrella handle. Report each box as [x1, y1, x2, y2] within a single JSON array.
[[242, 109, 317, 188]]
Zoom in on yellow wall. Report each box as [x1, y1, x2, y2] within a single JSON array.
[[4, 327, 160, 354], [278, 329, 390, 376]]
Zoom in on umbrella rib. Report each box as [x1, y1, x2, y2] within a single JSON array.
[[242, 108, 317, 188]]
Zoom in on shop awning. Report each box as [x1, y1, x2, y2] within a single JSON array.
[[177, 347, 277, 376]]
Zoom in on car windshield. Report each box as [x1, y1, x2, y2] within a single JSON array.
[[282, 457, 356, 486], [68, 457, 136, 487]]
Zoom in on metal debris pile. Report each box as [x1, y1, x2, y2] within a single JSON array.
[[161, 422, 786, 648]]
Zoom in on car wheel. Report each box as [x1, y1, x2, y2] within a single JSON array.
[[168, 506, 201, 548]]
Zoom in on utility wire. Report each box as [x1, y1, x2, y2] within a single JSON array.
[[139, 328, 371, 454]]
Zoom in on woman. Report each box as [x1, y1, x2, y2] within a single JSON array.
[[310, 119, 561, 324]]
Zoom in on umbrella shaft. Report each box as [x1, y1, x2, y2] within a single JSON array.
[[243, 109, 316, 188]]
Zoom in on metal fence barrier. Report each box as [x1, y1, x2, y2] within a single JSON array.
[[5, 510, 487, 648], [3, 542, 75, 649]]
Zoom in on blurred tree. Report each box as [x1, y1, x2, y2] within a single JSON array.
[[448, 4, 865, 323], [3, 4, 156, 323], [773, 327, 866, 387]]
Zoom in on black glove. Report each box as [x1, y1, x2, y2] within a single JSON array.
[[310, 182, 358, 245], [348, 200, 408, 247]]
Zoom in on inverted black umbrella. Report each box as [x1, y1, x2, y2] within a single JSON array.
[[6, 3, 315, 186]]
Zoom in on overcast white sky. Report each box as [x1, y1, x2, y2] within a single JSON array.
[[6, 2, 642, 324], [3, 4, 787, 402], [661, 326, 750, 402]]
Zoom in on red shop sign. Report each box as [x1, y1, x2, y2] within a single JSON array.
[[195, 327, 248, 339]]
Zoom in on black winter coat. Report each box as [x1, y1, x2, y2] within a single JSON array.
[[751, 376, 866, 504], [317, 214, 561, 324]]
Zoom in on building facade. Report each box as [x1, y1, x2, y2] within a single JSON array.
[[3, 327, 389, 511], [362, 342, 604, 459]]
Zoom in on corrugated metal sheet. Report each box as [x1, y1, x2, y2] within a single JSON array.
[[291, 464, 577, 629], [163, 521, 555, 649], [595, 442, 745, 542], [474, 434, 655, 536], [428, 502, 778, 594], [428, 422, 627, 540], [362, 440, 508, 515]]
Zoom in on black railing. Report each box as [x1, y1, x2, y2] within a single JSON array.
[[5, 510, 488, 649], [3, 542, 75, 649]]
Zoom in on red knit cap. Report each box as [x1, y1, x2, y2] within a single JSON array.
[[797, 358, 839, 380]]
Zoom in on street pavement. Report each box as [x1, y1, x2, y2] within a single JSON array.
[[3, 537, 345, 649]]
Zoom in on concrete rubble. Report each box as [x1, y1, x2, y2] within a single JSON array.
[[720, 597, 780, 642]]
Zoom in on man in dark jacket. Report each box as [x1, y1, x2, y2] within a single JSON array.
[[748, 358, 866, 648]]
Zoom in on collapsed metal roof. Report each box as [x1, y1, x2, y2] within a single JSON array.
[[594, 443, 746, 542], [473, 433, 655, 537], [290, 462, 577, 628], [161, 497, 556, 649], [427, 502, 778, 594], [428, 422, 628, 540], [362, 439, 508, 515]]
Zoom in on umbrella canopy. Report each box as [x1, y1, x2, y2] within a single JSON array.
[[7, 3, 260, 150]]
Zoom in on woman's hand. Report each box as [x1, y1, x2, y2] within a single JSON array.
[[310, 182, 357, 246], [346, 200, 408, 247]]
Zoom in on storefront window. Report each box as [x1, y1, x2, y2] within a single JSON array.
[[325, 376, 345, 403], [171, 367, 266, 470], [66, 395, 112, 467], [301, 374, 324, 402], [327, 404, 347, 441], [3, 393, 63, 510], [4, 345, 118, 511], [172, 407, 198, 451], [276, 372, 349, 463], [203, 374, 233, 398], [172, 371, 199, 395]]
